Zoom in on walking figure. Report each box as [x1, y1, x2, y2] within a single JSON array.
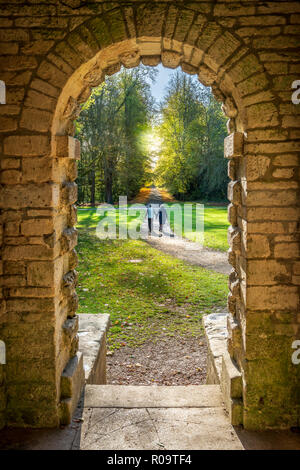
[[157, 203, 167, 237], [146, 203, 154, 236]]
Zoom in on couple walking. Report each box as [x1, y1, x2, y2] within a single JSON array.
[[146, 203, 167, 237]]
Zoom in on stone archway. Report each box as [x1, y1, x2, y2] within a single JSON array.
[[0, 2, 299, 431]]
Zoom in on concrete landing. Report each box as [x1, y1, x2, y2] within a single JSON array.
[[80, 384, 244, 450], [1, 385, 300, 449]]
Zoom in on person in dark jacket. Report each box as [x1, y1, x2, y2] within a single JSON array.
[[157, 203, 167, 236], [146, 203, 154, 236]]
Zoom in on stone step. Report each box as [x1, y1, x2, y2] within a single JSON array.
[[80, 385, 244, 450], [78, 313, 110, 384], [83, 384, 223, 408]]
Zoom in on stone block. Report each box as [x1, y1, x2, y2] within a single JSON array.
[[227, 160, 236, 180], [228, 249, 236, 269], [228, 226, 241, 254], [227, 292, 236, 315], [247, 234, 271, 258], [274, 242, 299, 258], [61, 182, 78, 206], [20, 108, 52, 132], [22, 157, 52, 183], [69, 249, 78, 270], [247, 285, 299, 311], [68, 205, 77, 227], [161, 50, 182, 69], [0, 183, 59, 209], [78, 313, 110, 384], [27, 258, 63, 287], [3, 244, 56, 261], [62, 316, 79, 344], [228, 181, 241, 205], [21, 218, 53, 236], [4, 135, 50, 156], [228, 203, 237, 226], [198, 65, 216, 87], [247, 260, 290, 285], [208, 31, 241, 70], [37, 60, 67, 89], [221, 352, 243, 397], [60, 228, 78, 254], [141, 55, 161, 67], [59, 352, 85, 425], [62, 270, 78, 295], [53, 135, 80, 160], [1, 158, 20, 170], [221, 352, 243, 426], [246, 189, 298, 207], [119, 50, 140, 69], [246, 156, 270, 181], [202, 312, 228, 385], [224, 132, 244, 159]]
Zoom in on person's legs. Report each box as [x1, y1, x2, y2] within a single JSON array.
[[159, 213, 162, 235], [148, 217, 152, 234]]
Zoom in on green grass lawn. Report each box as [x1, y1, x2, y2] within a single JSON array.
[[77, 204, 229, 251], [169, 203, 229, 251], [76, 206, 228, 351]]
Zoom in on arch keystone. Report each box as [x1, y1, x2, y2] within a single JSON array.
[[161, 50, 182, 69]]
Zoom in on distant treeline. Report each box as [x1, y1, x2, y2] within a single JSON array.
[[76, 66, 156, 205]]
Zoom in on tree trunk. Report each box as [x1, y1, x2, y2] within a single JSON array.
[[105, 172, 113, 204], [90, 169, 95, 206]]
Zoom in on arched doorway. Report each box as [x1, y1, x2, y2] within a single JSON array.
[[0, 3, 299, 431]]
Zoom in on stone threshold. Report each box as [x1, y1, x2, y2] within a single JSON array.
[[203, 312, 243, 426], [84, 384, 223, 408], [59, 313, 110, 425]]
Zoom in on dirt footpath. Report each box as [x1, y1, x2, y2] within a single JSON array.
[[144, 188, 231, 275]]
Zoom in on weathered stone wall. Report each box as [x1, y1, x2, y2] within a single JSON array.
[[0, 0, 299, 430]]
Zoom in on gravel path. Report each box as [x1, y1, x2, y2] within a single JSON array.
[[107, 335, 207, 385]]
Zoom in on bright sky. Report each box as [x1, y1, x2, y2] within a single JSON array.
[[149, 63, 174, 102], [149, 63, 199, 103], [144, 64, 201, 162]]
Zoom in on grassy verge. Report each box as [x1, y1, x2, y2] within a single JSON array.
[[174, 202, 229, 251], [77, 204, 229, 251], [76, 224, 228, 351]]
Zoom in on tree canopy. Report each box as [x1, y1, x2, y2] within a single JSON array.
[[76, 65, 157, 204], [154, 71, 228, 201]]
